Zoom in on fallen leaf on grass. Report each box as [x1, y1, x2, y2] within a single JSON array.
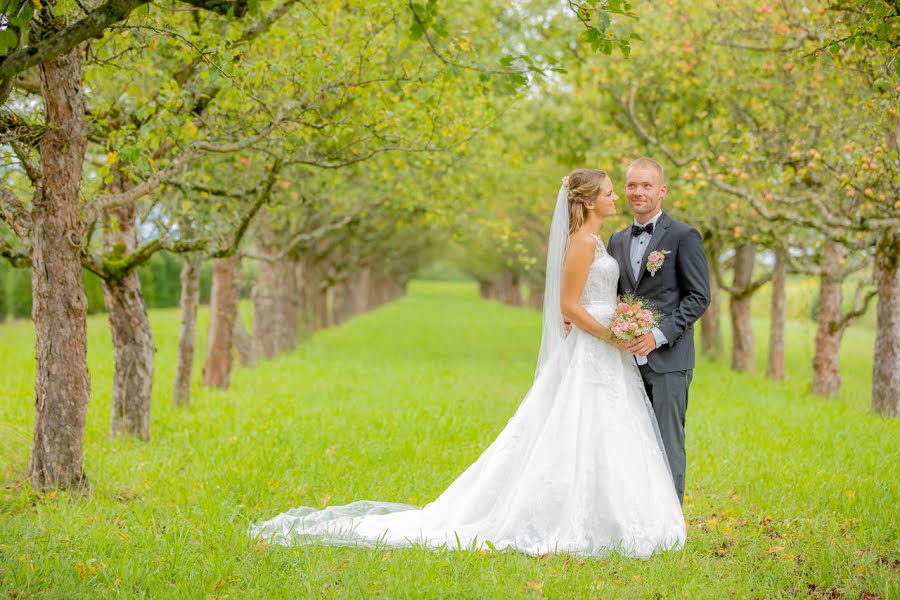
[[767, 546, 785, 555], [806, 582, 844, 599], [876, 555, 900, 572], [525, 581, 543, 594], [255, 538, 268, 553]]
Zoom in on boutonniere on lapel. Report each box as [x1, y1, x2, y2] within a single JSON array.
[[646, 250, 671, 277]]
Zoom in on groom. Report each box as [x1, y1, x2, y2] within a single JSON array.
[[607, 158, 710, 505]]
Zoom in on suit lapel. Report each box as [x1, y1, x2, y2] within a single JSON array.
[[635, 213, 672, 288], [618, 228, 636, 290]]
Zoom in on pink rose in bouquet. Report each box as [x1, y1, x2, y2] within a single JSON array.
[[609, 293, 663, 341]]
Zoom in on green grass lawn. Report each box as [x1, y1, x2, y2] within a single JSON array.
[[0, 280, 897, 598]]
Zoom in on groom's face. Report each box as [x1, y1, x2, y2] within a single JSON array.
[[625, 165, 667, 219]]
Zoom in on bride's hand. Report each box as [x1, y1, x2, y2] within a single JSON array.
[[605, 334, 632, 353]]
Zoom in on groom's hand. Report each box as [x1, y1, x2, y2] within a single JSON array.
[[627, 332, 656, 357]]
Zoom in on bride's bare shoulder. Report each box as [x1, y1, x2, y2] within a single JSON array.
[[566, 232, 598, 257]]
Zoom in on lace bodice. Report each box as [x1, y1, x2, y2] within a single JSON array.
[[579, 235, 619, 308]]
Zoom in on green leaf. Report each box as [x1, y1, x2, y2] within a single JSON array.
[[8, 2, 33, 27], [0, 30, 17, 56]]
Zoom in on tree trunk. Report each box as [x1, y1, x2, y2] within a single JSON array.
[[730, 243, 755, 372], [173, 253, 201, 406], [295, 260, 317, 337], [701, 241, 722, 357], [252, 257, 280, 360], [277, 259, 298, 352], [479, 280, 496, 301], [233, 268, 255, 369], [812, 240, 845, 396], [313, 284, 328, 331], [325, 286, 336, 327], [353, 268, 371, 314], [103, 200, 155, 439], [767, 249, 787, 380], [502, 274, 522, 306], [872, 230, 899, 416], [528, 283, 543, 310], [335, 278, 359, 324], [103, 272, 155, 439], [203, 256, 239, 388], [29, 45, 91, 490]]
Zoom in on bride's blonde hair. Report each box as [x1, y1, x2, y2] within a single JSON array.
[[566, 169, 607, 235]]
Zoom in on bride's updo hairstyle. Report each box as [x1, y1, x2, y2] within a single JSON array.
[[566, 168, 608, 235]]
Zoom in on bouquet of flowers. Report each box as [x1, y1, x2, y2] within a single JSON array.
[[609, 293, 663, 341]]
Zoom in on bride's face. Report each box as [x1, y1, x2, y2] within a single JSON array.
[[589, 177, 619, 218]]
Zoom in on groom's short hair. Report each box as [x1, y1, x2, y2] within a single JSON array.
[[626, 157, 665, 184]]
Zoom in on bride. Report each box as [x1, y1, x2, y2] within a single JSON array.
[[249, 169, 686, 558]]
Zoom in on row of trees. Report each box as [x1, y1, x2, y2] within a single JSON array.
[[453, 0, 898, 416], [0, 0, 635, 490], [0, 252, 214, 318]]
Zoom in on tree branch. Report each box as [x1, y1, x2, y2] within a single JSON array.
[[602, 81, 698, 167], [10, 139, 41, 184], [0, 0, 248, 80], [0, 185, 31, 240], [244, 214, 356, 262], [708, 176, 879, 250], [0, 0, 148, 80], [0, 235, 31, 268], [85, 150, 197, 213], [830, 285, 878, 334]]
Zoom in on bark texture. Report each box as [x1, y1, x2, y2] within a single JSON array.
[[730, 243, 756, 372], [29, 45, 91, 490], [173, 253, 201, 406], [203, 256, 239, 388], [103, 202, 155, 438], [252, 256, 281, 360], [812, 240, 845, 396], [252, 259, 299, 359], [873, 230, 899, 416]]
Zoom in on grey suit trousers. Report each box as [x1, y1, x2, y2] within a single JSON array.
[[638, 364, 692, 505]]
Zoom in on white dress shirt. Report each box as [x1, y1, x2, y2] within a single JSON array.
[[630, 211, 668, 365]]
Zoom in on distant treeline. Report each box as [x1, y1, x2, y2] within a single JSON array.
[[0, 252, 215, 320]]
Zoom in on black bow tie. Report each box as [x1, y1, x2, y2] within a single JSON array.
[[631, 223, 654, 236]]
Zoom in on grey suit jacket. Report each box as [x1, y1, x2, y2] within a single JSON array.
[[607, 213, 711, 373]]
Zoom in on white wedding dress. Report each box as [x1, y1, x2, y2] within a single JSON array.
[[249, 236, 686, 558]]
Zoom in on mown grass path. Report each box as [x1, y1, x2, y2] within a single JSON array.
[[1, 281, 897, 598]]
